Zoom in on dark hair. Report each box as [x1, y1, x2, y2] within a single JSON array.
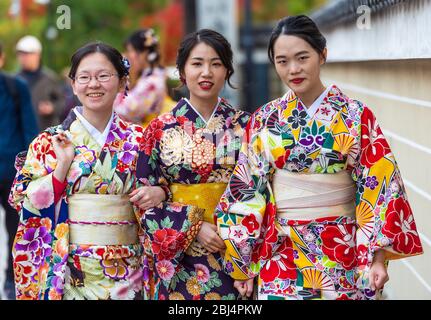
[[0, 42, 3, 55], [68, 42, 129, 80], [126, 29, 161, 68], [176, 29, 235, 88], [268, 15, 327, 64]]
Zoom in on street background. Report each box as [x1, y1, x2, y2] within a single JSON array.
[[0, 0, 429, 300]]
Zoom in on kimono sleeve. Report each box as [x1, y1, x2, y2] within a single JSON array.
[[216, 114, 276, 280], [135, 118, 204, 280], [9, 131, 58, 217], [8, 131, 68, 300], [352, 105, 423, 273]]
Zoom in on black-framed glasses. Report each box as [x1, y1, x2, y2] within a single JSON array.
[[74, 72, 118, 84]]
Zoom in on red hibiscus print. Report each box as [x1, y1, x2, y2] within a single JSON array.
[[321, 224, 357, 270], [252, 203, 278, 262], [33, 133, 56, 163], [142, 119, 164, 155], [13, 252, 35, 287], [274, 149, 291, 169], [260, 237, 296, 283], [177, 116, 191, 127], [241, 215, 260, 234], [25, 217, 41, 229], [118, 118, 128, 130], [357, 244, 368, 267], [382, 198, 422, 255], [360, 108, 391, 168], [194, 164, 213, 183], [152, 228, 186, 261]]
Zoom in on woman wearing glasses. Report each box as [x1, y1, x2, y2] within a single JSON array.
[[114, 29, 172, 127], [9, 42, 166, 300]]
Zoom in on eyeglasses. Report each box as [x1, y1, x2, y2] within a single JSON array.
[[74, 72, 118, 84]]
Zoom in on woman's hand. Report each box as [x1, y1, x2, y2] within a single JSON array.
[[52, 131, 75, 182], [369, 249, 389, 291], [196, 222, 226, 253], [234, 278, 254, 298], [129, 186, 166, 210]]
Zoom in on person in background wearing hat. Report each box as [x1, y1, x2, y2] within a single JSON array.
[[16, 35, 65, 131], [0, 41, 38, 300]]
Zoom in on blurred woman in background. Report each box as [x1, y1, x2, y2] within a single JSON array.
[[114, 28, 173, 127]]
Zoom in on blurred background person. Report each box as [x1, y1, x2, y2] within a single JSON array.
[[0, 40, 38, 300], [114, 28, 174, 127], [16, 35, 65, 131], [59, 66, 81, 122]]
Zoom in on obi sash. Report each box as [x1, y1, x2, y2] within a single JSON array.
[[272, 170, 356, 220], [68, 194, 138, 245], [170, 182, 227, 224]]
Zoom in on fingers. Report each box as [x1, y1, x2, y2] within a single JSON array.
[[130, 189, 159, 210], [204, 232, 225, 251], [208, 224, 217, 231], [129, 191, 142, 203], [245, 279, 254, 297], [53, 132, 71, 146], [369, 270, 377, 291], [203, 224, 226, 250], [234, 281, 246, 296], [369, 263, 389, 291], [375, 273, 389, 290], [234, 280, 254, 298], [212, 237, 226, 251], [137, 199, 156, 211], [130, 187, 149, 203], [129, 189, 139, 197], [204, 244, 219, 253]]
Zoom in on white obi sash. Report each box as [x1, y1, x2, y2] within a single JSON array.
[[68, 194, 138, 245], [272, 170, 356, 220]]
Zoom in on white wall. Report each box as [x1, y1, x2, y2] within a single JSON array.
[[323, 0, 431, 62]]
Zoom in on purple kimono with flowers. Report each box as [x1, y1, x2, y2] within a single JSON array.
[[9, 108, 148, 300], [136, 98, 250, 300]]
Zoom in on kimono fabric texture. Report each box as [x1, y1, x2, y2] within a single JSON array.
[[9, 108, 149, 300], [136, 97, 250, 300], [216, 85, 423, 300]]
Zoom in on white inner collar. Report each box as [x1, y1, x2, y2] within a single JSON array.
[[73, 106, 114, 147], [305, 86, 332, 117], [184, 97, 221, 125]]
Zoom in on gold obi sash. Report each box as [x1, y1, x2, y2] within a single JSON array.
[[170, 182, 227, 224], [272, 170, 356, 220], [68, 194, 138, 245]]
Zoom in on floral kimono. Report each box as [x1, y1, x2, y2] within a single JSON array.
[[114, 67, 168, 127], [9, 108, 148, 300], [216, 85, 423, 300], [136, 98, 250, 300]]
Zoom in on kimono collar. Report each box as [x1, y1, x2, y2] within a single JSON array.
[[183, 97, 221, 125], [282, 84, 348, 111], [73, 106, 114, 147], [300, 86, 333, 117]]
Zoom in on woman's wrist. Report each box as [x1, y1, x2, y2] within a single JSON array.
[[372, 249, 386, 264], [54, 162, 71, 182]]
